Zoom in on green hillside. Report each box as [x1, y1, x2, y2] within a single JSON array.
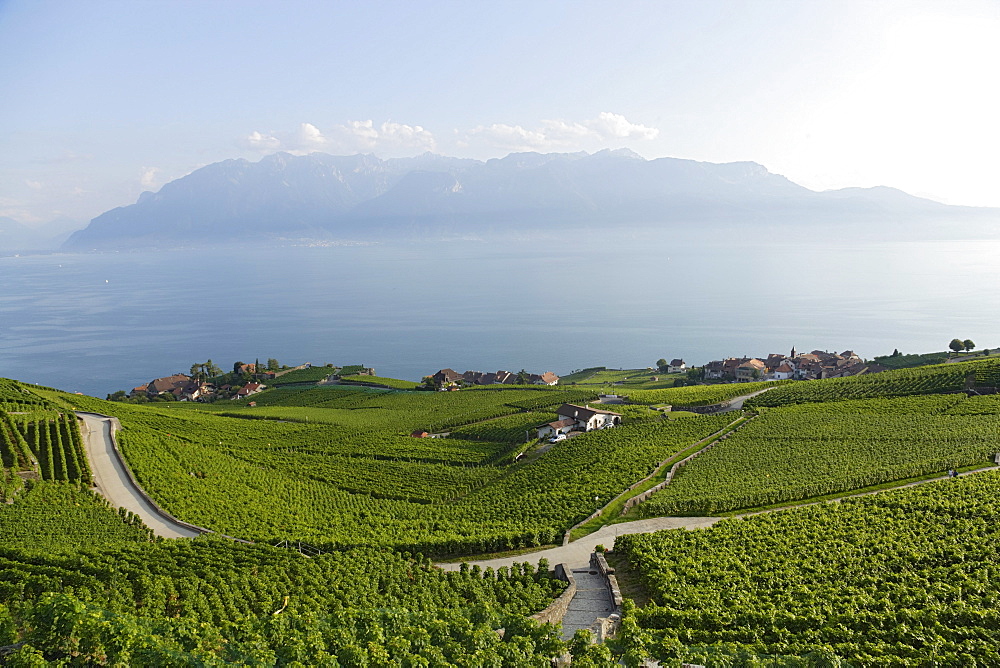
[[42, 387, 732, 555], [616, 471, 1000, 665], [4, 357, 1000, 663]]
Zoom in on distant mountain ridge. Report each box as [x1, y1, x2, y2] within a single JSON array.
[[1, 216, 81, 253], [63, 149, 997, 249]]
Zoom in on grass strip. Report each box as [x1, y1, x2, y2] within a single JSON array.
[[569, 416, 748, 541], [724, 463, 997, 517]]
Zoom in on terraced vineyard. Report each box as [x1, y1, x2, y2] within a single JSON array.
[[0, 379, 90, 486], [0, 480, 153, 552], [639, 393, 1000, 515], [45, 385, 732, 555], [616, 470, 1000, 665], [624, 380, 784, 407], [0, 493, 566, 664], [6, 357, 1000, 664], [746, 358, 1000, 407]]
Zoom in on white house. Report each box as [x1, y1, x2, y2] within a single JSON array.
[[668, 359, 686, 373], [770, 362, 795, 380], [535, 403, 622, 439]]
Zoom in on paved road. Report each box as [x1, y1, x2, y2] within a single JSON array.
[[437, 516, 720, 572], [439, 466, 1000, 573], [78, 412, 202, 539], [719, 386, 775, 412]]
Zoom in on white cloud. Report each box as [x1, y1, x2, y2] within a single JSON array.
[[246, 130, 282, 151], [377, 121, 436, 151], [244, 120, 436, 156], [467, 123, 550, 151], [587, 112, 659, 140], [296, 122, 329, 149], [140, 167, 159, 189], [466, 113, 659, 152], [24, 180, 42, 190]]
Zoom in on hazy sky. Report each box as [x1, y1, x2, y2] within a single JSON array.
[[2, 0, 998, 226]]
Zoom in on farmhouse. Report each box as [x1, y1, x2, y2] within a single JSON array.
[[235, 382, 265, 399], [535, 403, 622, 439], [668, 359, 686, 373], [735, 358, 766, 382]]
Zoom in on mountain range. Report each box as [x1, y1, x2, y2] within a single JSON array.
[[0, 216, 81, 253], [62, 149, 999, 249]]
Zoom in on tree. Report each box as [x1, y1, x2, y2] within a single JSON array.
[[267, 358, 279, 371], [656, 358, 668, 373], [233, 361, 245, 374], [949, 339, 965, 354], [964, 339, 976, 353], [517, 369, 529, 384]]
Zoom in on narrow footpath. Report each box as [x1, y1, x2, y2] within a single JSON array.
[[77, 412, 203, 539], [561, 567, 615, 640], [441, 467, 1000, 573]]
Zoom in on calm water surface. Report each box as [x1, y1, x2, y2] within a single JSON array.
[[0, 233, 996, 396]]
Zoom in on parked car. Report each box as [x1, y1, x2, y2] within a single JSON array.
[[548, 433, 567, 443]]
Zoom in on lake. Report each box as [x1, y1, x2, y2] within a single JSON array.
[[0, 229, 996, 397]]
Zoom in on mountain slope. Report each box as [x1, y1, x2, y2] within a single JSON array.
[[63, 150, 998, 249]]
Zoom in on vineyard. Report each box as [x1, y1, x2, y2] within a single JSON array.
[[616, 470, 1000, 665], [0, 508, 566, 664], [638, 393, 1000, 515], [0, 377, 91, 491], [746, 357, 1000, 407], [34, 384, 732, 556], [6, 356, 1000, 663], [0, 480, 153, 552], [623, 380, 785, 407]]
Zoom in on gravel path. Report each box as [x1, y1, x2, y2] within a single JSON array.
[[437, 516, 720, 572], [78, 412, 202, 539], [440, 466, 1000, 572]]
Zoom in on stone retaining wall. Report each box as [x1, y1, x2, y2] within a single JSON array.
[[620, 414, 758, 515], [590, 552, 622, 641], [672, 400, 734, 414], [530, 564, 577, 626]]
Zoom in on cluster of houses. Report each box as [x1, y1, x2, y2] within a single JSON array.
[[703, 348, 886, 382], [429, 368, 559, 389], [129, 374, 267, 402]]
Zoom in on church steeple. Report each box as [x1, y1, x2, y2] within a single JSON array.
[[790, 345, 797, 358]]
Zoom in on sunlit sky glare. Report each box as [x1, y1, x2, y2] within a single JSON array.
[[1, 0, 999, 226]]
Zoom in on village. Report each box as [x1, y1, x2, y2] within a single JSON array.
[[427, 368, 560, 389], [423, 348, 888, 445], [127, 367, 270, 403], [700, 347, 887, 382], [116, 362, 378, 404], [114, 346, 885, 407]]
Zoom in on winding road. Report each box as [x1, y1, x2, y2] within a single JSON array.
[[77, 412, 203, 539]]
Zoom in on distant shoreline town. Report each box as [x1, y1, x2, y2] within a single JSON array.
[[106, 341, 992, 403]]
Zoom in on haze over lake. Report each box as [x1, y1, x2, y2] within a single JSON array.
[[0, 227, 994, 397]]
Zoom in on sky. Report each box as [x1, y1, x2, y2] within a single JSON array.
[[1, 0, 999, 228]]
